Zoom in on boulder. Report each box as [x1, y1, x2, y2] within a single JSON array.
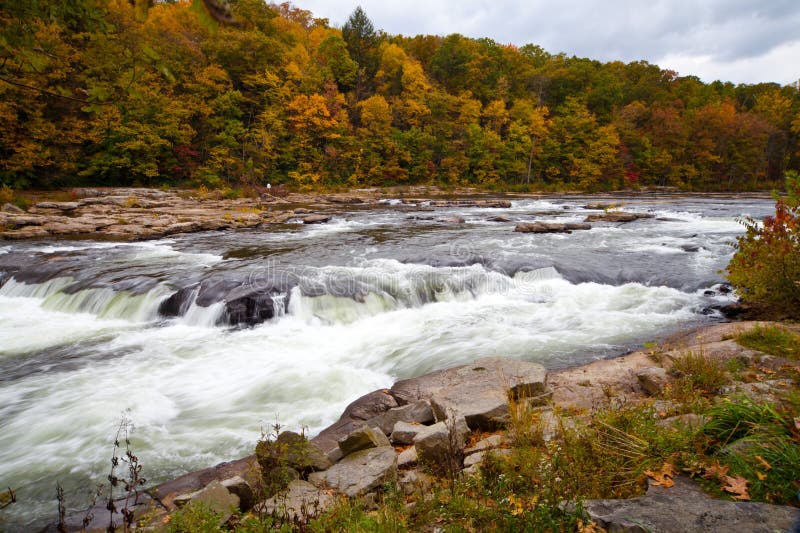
[[308, 446, 397, 497], [413, 418, 470, 467], [326, 196, 364, 204], [368, 400, 434, 435], [302, 214, 331, 224], [636, 367, 669, 396], [392, 357, 547, 430], [514, 222, 591, 233], [221, 476, 255, 512], [439, 216, 466, 224], [584, 476, 800, 533], [397, 446, 418, 467], [488, 215, 512, 222], [276, 431, 332, 473], [257, 479, 334, 520], [390, 421, 425, 445], [463, 448, 512, 469], [338, 425, 391, 457], [584, 212, 654, 223], [1, 203, 24, 213], [342, 389, 399, 421], [464, 434, 505, 455], [173, 480, 240, 526]]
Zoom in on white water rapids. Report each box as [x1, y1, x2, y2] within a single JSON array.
[[0, 195, 772, 528]]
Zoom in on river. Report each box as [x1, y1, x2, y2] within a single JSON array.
[[0, 194, 772, 529]]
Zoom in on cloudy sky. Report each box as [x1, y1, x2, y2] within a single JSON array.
[[296, 0, 800, 86]]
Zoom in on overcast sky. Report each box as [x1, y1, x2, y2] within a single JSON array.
[[296, 0, 800, 86]]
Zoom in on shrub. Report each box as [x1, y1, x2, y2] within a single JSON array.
[[726, 172, 800, 318]]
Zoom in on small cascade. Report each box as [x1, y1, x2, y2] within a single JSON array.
[[0, 277, 168, 322]]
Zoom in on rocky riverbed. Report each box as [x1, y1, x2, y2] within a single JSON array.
[[59, 320, 800, 532], [0, 187, 518, 241]]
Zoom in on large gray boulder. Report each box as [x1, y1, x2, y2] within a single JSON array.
[[390, 421, 425, 445], [368, 399, 434, 435], [338, 425, 391, 457], [413, 418, 470, 468], [308, 446, 397, 497], [173, 480, 240, 526], [636, 367, 669, 396], [392, 357, 547, 430], [258, 480, 334, 521], [584, 476, 800, 533]]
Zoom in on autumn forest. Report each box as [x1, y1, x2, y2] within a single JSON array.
[[2, 0, 799, 192]]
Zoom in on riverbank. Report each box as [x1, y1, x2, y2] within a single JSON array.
[[0, 186, 772, 241], [59, 320, 800, 532]]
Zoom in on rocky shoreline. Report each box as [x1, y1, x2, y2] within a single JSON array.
[[58, 320, 800, 532], [1, 186, 770, 242]]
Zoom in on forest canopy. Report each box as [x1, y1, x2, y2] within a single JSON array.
[[1, 0, 799, 191]]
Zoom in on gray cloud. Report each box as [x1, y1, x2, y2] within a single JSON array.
[[295, 0, 800, 84]]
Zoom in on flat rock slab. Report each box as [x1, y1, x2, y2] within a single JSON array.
[[392, 357, 547, 430], [584, 212, 654, 223], [308, 446, 397, 498], [258, 480, 334, 521], [515, 222, 591, 233], [584, 476, 800, 533]]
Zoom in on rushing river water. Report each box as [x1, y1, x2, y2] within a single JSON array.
[[0, 194, 773, 528]]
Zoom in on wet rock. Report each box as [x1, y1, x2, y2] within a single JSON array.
[[680, 244, 700, 252], [488, 215, 512, 222], [173, 480, 240, 525], [413, 418, 470, 467], [302, 214, 331, 224], [158, 285, 199, 318], [368, 400, 434, 435], [392, 357, 547, 430], [439, 216, 466, 224], [339, 425, 391, 457], [390, 421, 425, 445], [584, 212, 654, 223], [636, 367, 669, 396], [584, 202, 616, 210], [257, 479, 334, 520], [584, 476, 800, 533], [223, 288, 285, 326], [514, 222, 591, 233], [308, 446, 397, 497]]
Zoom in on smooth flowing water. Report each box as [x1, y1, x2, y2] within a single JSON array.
[[0, 195, 772, 528]]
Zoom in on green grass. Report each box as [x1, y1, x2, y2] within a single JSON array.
[[670, 350, 730, 396], [737, 325, 800, 360]]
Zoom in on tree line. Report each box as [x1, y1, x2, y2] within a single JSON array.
[[1, 0, 799, 192]]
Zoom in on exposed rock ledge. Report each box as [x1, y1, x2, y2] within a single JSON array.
[[59, 321, 800, 532]]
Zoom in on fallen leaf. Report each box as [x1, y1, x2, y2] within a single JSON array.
[[722, 475, 750, 500], [756, 471, 767, 481], [645, 463, 676, 488], [759, 367, 775, 375], [794, 417, 800, 432], [702, 460, 730, 481], [754, 455, 772, 471]]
